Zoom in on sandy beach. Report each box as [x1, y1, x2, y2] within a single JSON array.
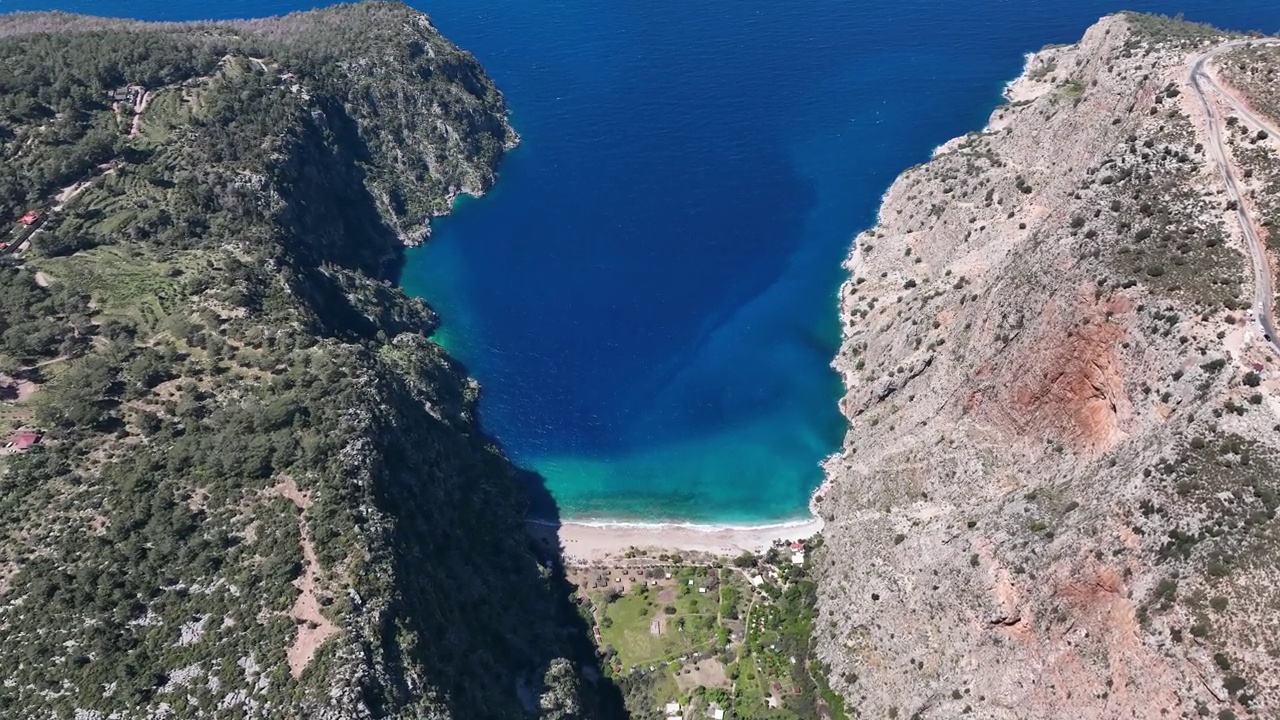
[[527, 516, 825, 565]]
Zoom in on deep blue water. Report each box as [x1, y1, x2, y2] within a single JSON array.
[[7, 0, 1278, 522]]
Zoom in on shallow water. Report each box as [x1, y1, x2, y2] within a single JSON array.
[[10, 0, 1280, 522]]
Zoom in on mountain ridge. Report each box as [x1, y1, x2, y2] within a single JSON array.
[[815, 13, 1280, 719], [0, 3, 614, 718]]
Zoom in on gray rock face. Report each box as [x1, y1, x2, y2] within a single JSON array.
[[816, 14, 1280, 719]]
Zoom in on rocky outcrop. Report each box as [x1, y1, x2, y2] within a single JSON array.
[[241, 3, 517, 245], [816, 14, 1280, 719]]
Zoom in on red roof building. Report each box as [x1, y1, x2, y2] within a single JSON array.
[[8, 431, 40, 450]]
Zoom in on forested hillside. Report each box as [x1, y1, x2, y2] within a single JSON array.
[[0, 4, 608, 718]]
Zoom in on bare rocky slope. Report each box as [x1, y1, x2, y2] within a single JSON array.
[[814, 14, 1280, 720]]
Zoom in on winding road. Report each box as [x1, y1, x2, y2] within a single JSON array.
[[1187, 39, 1280, 356]]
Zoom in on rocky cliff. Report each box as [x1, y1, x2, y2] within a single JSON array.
[[815, 14, 1280, 719], [0, 4, 612, 718]]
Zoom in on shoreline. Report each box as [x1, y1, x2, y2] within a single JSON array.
[[527, 514, 825, 565], [526, 457, 836, 565]]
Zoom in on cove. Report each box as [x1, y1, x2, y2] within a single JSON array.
[[10, 0, 1280, 523], [400, 0, 1280, 523]]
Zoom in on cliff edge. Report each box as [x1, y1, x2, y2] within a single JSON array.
[[816, 14, 1280, 719], [0, 4, 608, 718]]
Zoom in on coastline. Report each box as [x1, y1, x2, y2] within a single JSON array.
[[527, 465, 834, 565], [529, 512, 824, 565]]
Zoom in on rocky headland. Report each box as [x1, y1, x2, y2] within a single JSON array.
[[815, 13, 1280, 720]]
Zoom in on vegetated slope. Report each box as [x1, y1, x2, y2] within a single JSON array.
[[815, 14, 1280, 720], [0, 4, 606, 718]]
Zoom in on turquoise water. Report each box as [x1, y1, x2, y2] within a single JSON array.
[[399, 0, 1279, 523], [9, 0, 1279, 523]]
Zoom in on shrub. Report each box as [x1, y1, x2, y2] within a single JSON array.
[[1202, 358, 1227, 373]]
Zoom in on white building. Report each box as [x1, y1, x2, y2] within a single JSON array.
[[789, 540, 806, 565]]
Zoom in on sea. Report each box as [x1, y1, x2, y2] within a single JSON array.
[[6, 0, 1277, 523]]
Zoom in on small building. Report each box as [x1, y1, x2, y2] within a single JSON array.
[[17, 210, 40, 226], [664, 702, 681, 715], [708, 703, 725, 720], [788, 540, 807, 564], [749, 574, 765, 587], [7, 431, 41, 451], [107, 85, 143, 104]]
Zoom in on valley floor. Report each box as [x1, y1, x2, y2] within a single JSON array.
[[549, 533, 844, 719]]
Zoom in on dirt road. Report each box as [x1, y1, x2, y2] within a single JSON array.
[[1188, 39, 1280, 355]]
